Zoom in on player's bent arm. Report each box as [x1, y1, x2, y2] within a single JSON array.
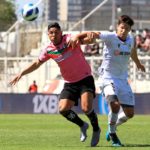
[[68, 31, 100, 48], [80, 31, 100, 44], [130, 47, 140, 65], [9, 59, 44, 85], [130, 46, 145, 72]]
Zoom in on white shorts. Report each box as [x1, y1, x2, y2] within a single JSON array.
[[99, 78, 135, 106]]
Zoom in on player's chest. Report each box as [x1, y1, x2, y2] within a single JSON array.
[[111, 40, 132, 56], [47, 44, 73, 62]]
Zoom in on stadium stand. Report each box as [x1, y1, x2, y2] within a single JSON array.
[[0, 21, 150, 94]]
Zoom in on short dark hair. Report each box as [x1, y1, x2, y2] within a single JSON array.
[[143, 28, 149, 33], [118, 15, 134, 27], [48, 22, 61, 31]]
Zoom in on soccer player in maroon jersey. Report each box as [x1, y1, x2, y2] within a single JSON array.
[[9, 22, 100, 147]]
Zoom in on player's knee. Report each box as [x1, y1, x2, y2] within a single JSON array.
[[59, 104, 71, 116], [59, 100, 73, 114], [81, 104, 92, 114], [59, 105, 69, 115], [110, 101, 120, 113], [126, 112, 134, 118], [107, 95, 120, 112], [124, 108, 134, 118], [82, 107, 90, 114]]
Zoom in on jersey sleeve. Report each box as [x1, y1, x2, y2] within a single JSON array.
[[38, 47, 50, 62], [65, 34, 72, 42], [99, 31, 114, 42]]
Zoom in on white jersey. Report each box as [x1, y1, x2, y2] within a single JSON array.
[[98, 31, 134, 79]]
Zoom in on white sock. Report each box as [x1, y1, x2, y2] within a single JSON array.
[[108, 111, 118, 133], [116, 111, 129, 126]]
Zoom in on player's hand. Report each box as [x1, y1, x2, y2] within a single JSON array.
[[137, 64, 146, 72], [9, 73, 22, 86], [87, 32, 99, 42], [67, 36, 80, 49], [87, 32, 95, 41]]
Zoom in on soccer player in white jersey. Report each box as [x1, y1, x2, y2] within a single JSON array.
[[91, 15, 145, 146], [69, 15, 145, 147]]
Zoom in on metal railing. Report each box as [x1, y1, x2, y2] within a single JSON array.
[[0, 56, 150, 93]]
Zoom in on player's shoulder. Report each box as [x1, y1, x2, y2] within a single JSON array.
[[62, 33, 72, 44], [45, 43, 54, 50], [127, 34, 135, 43], [41, 42, 56, 54], [101, 31, 116, 38], [63, 33, 71, 39]]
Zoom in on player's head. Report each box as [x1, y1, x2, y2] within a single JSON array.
[[48, 22, 62, 45], [48, 22, 61, 30], [116, 15, 134, 40], [142, 28, 149, 38], [118, 15, 134, 27]]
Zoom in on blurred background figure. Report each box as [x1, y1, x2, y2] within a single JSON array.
[[28, 80, 38, 93], [84, 44, 92, 56], [135, 34, 144, 49], [135, 28, 150, 52], [141, 28, 150, 52], [84, 43, 99, 56], [91, 43, 99, 56]]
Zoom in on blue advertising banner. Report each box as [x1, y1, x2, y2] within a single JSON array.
[[98, 94, 109, 114], [0, 93, 149, 114]]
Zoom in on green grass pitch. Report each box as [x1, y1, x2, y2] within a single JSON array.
[[0, 114, 149, 150]]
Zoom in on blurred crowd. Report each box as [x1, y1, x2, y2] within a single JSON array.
[[84, 43, 100, 56], [135, 28, 150, 53]]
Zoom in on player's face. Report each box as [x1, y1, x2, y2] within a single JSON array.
[[48, 27, 62, 45], [116, 23, 131, 41]]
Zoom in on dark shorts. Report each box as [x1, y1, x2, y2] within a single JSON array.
[[59, 76, 96, 106]]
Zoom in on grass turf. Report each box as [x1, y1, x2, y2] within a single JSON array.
[[0, 114, 149, 150]]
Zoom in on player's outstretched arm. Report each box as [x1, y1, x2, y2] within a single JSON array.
[[68, 31, 100, 48], [9, 59, 44, 86], [131, 46, 145, 72], [81, 31, 100, 44]]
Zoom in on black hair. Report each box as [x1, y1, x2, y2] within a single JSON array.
[[118, 15, 134, 27], [48, 22, 61, 31], [143, 28, 149, 33]]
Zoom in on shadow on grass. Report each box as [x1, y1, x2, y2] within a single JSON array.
[[123, 144, 150, 147], [56, 143, 150, 148]]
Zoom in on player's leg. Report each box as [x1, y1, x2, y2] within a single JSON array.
[[103, 81, 122, 146], [81, 91, 100, 147], [80, 76, 100, 147], [59, 83, 88, 142], [116, 105, 134, 126], [59, 99, 85, 126], [106, 96, 122, 146], [116, 80, 135, 126]]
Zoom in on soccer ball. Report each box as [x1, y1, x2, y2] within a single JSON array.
[[22, 3, 39, 21]]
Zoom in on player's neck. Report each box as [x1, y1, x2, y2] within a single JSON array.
[[53, 36, 63, 46], [117, 36, 126, 42]]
